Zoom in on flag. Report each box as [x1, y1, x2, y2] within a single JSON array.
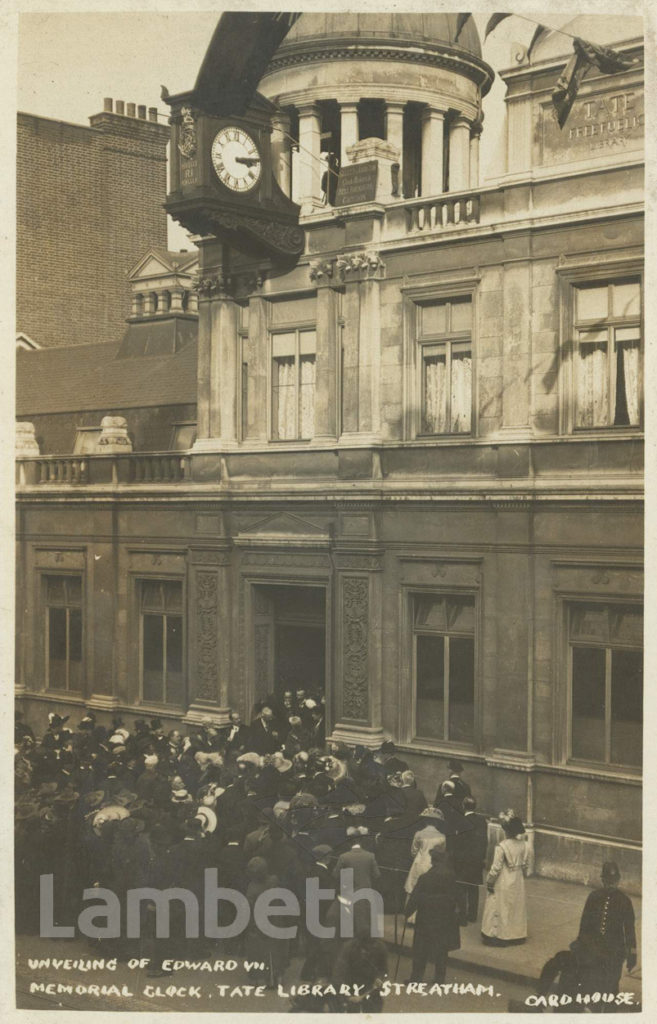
[[455, 13, 472, 42], [526, 24, 551, 60], [552, 37, 637, 128], [484, 13, 511, 39]]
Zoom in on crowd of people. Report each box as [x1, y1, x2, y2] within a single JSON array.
[[14, 695, 637, 1011]]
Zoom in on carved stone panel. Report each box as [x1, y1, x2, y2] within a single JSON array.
[[194, 570, 219, 702], [341, 576, 370, 721]]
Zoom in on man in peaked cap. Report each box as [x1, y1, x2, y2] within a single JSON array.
[[575, 861, 637, 998]]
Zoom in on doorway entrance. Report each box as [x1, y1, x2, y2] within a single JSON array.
[[252, 584, 326, 700]]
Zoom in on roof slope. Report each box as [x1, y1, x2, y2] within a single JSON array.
[[17, 335, 198, 416]]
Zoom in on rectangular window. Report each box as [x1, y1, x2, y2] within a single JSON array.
[[140, 580, 184, 706], [272, 329, 316, 440], [418, 297, 472, 434], [569, 603, 642, 768], [573, 278, 641, 429], [413, 593, 475, 744], [45, 575, 82, 691]]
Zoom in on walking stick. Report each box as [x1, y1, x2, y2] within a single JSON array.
[[394, 915, 408, 981]]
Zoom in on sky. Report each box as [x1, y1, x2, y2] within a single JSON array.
[[15, 8, 645, 249]]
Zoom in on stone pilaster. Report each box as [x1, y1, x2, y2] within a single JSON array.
[[331, 543, 385, 748], [311, 278, 339, 443], [185, 545, 232, 725], [193, 273, 240, 450]]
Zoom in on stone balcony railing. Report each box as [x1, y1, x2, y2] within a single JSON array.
[[402, 192, 481, 233], [17, 453, 190, 487]]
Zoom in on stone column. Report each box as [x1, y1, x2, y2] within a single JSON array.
[[313, 281, 339, 443], [245, 296, 269, 441], [297, 102, 323, 214], [143, 292, 156, 316], [130, 292, 142, 317], [340, 101, 360, 167], [470, 122, 482, 188], [385, 101, 405, 196], [271, 110, 292, 197], [449, 115, 471, 192], [421, 107, 445, 197], [187, 290, 198, 314], [170, 288, 185, 313], [155, 290, 169, 315]]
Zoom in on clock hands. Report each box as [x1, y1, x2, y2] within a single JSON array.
[[235, 155, 260, 167]]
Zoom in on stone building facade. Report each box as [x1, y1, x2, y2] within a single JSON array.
[[16, 15, 643, 888]]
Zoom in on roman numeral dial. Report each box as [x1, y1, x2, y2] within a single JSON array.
[[211, 126, 262, 193]]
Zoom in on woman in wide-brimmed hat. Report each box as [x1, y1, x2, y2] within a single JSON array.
[[481, 814, 530, 946]]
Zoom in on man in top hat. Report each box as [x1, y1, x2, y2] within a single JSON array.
[[373, 741, 408, 778], [575, 861, 637, 998], [222, 710, 250, 756], [248, 704, 280, 755]]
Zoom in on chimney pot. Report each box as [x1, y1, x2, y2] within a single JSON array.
[[115, 100, 125, 115], [127, 103, 136, 117], [148, 107, 158, 122], [138, 105, 147, 119], [103, 97, 113, 112]]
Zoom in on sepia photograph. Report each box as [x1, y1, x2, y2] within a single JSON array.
[[11, 5, 647, 1015]]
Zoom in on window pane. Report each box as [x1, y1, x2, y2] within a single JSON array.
[[449, 636, 474, 742], [422, 352, 447, 433], [416, 634, 445, 739], [576, 342, 609, 428], [171, 424, 196, 450], [450, 298, 472, 333], [142, 614, 164, 702], [65, 577, 82, 605], [166, 615, 184, 706], [272, 332, 296, 357], [450, 350, 472, 433], [48, 607, 67, 690], [576, 284, 608, 321], [164, 581, 183, 614], [610, 606, 643, 646], [73, 429, 102, 455], [299, 355, 315, 439], [612, 280, 640, 319], [68, 609, 82, 690], [142, 581, 164, 612], [46, 576, 65, 605], [414, 595, 446, 630], [570, 605, 609, 642], [615, 339, 640, 427], [299, 329, 316, 355], [446, 597, 475, 633], [611, 649, 642, 767], [571, 646, 606, 761], [421, 302, 447, 336], [273, 356, 296, 439]]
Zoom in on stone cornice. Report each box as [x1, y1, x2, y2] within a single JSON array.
[[265, 41, 494, 95]]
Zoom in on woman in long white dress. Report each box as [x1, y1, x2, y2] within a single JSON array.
[[481, 813, 530, 946]]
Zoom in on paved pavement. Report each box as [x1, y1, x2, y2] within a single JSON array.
[[386, 874, 641, 1000]]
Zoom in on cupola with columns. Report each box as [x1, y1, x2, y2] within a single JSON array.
[[127, 248, 199, 321], [259, 13, 493, 213]]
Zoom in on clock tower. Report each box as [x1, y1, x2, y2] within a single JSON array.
[[162, 13, 304, 453]]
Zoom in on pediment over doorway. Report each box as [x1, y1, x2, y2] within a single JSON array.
[[234, 510, 331, 547]]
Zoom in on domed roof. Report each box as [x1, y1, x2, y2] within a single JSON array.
[[277, 12, 482, 59]]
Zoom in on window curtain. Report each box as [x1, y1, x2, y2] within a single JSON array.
[[621, 341, 640, 426], [450, 352, 472, 432], [299, 355, 315, 439], [423, 354, 447, 433], [576, 342, 608, 428], [274, 357, 296, 439]]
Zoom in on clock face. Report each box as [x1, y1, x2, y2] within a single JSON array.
[[211, 127, 262, 193]]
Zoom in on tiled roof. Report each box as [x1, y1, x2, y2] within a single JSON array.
[[17, 331, 198, 416]]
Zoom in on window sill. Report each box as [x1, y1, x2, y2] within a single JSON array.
[[400, 738, 479, 757]]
